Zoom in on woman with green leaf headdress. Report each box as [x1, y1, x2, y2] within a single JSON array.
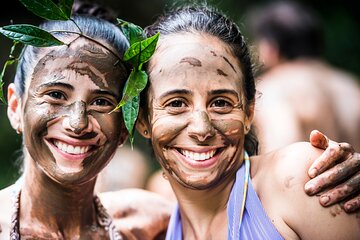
[[0, 0, 172, 239]]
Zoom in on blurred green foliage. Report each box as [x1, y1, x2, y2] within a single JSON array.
[[0, 0, 359, 189]]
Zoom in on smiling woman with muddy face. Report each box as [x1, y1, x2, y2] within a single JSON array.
[[137, 5, 360, 240], [4, 16, 127, 239], [22, 36, 127, 183]]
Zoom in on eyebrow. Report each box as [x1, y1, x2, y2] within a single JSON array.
[[37, 82, 119, 99], [92, 89, 119, 100], [159, 89, 192, 99], [209, 89, 239, 97], [37, 82, 74, 91]]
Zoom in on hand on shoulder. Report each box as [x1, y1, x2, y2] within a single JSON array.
[[99, 188, 175, 240], [257, 142, 360, 240]]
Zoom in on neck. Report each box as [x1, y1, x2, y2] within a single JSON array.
[[19, 158, 98, 238], [170, 174, 235, 239]]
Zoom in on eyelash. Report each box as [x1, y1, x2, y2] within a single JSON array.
[[164, 98, 188, 114], [92, 98, 113, 106], [46, 91, 66, 100], [210, 98, 232, 108]]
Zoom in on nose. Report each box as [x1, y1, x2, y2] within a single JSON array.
[[187, 110, 215, 142], [63, 101, 92, 135]]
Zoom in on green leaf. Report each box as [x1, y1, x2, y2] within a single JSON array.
[[19, 0, 70, 20], [59, 0, 74, 18], [122, 95, 140, 146], [117, 19, 145, 44], [112, 69, 147, 112], [0, 25, 64, 47], [124, 32, 160, 67]]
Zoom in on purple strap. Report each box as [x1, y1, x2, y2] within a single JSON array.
[[166, 163, 283, 239]]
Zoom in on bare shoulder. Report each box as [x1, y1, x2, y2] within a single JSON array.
[[257, 142, 360, 240], [0, 185, 17, 238]]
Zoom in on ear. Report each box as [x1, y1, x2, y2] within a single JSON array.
[[244, 101, 255, 134], [136, 108, 151, 139], [7, 83, 23, 134]]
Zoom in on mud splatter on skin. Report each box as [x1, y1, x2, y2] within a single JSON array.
[[179, 57, 202, 67], [22, 40, 127, 184], [221, 56, 237, 73], [284, 176, 294, 188], [210, 50, 217, 56], [217, 69, 228, 76], [329, 205, 343, 217]]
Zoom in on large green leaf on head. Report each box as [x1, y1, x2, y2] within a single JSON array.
[[124, 32, 160, 68], [19, 0, 74, 20], [113, 69, 148, 111], [58, 0, 74, 18], [122, 95, 140, 146], [117, 19, 146, 45], [0, 24, 64, 47]]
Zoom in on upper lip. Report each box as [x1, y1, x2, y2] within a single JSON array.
[[173, 145, 224, 153], [46, 136, 99, 147]]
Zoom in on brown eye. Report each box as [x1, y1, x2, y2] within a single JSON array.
[[212, 99, 230, 107], [92, 98, 112, 106], [169, 100, 185, 108], [210, 98, 234, 114], [48, 91, 65, 100]]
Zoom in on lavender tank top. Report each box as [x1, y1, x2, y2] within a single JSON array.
[[165, 162, 284, 240]]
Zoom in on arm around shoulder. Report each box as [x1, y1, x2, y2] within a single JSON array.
[[275, 142, 360, 240]]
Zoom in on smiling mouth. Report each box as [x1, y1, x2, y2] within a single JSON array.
[[178, 149, 219, 161], [53, 140, 92, 155]]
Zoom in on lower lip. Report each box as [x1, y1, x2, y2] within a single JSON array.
[[174, 149, 219, 169]]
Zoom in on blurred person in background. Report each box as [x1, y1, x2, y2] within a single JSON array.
[[95, 145, 151, 192], [245, 0, 360, 154]]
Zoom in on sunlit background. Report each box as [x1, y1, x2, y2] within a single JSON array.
[[1, 0, 359, 189]]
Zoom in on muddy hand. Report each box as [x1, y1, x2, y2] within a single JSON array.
[[305, 130, 360, 213]]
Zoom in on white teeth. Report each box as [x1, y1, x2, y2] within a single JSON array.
[[54, 140, 90, 155], [180, 149, 216, 161]]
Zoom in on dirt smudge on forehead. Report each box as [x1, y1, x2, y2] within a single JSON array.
[[180, 57, 202, 67], [221, 56, 237, 73]]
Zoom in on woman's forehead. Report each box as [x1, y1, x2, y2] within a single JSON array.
[[150, 32, 242, 75], [26, 37, 125, 91]]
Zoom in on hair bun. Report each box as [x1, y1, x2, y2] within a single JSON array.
[[72, 0, 117, 22]]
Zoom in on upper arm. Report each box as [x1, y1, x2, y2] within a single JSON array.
[[275, 143, 360, 240]]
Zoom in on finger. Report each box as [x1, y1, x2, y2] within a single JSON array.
[[309, 129, 328, 150], [308, 141, 353, 178], [305, 156, 360, 195], [343, 194, 360, 213], [317, 172, 360, 207]]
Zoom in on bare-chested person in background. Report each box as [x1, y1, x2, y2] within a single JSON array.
[[246, 0, 360, 153]]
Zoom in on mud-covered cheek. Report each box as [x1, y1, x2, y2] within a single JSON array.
[[151, 113, 187, 166], [23, 98, 58, 137], [213, 117, 245, 145], [91, 111, 123, 140]]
